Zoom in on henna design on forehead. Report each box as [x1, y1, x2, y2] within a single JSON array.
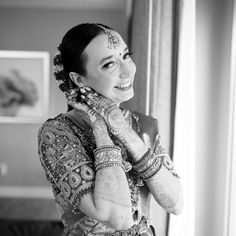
[[97, 25, 121, 50]]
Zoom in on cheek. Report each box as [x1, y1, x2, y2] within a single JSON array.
[[131, 60, 136, 75], [86, 76, 115, 94]]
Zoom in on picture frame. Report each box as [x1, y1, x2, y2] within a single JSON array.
[[0, 50, 50, 123]]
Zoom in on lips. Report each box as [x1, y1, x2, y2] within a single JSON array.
[[114, 81, 132, 91]]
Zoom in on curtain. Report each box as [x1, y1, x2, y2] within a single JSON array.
[[123, 0, 180, 235]]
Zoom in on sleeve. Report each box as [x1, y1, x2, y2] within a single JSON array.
[[38, 120, 95, 214]]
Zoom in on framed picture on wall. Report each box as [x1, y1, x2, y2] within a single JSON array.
[[0, 50, 50, 123]]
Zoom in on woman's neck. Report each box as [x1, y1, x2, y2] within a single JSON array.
[[66, 109, 91, 129]]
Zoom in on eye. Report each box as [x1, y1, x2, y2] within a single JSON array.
[[103, 61, 115, 69], [123, 52, 133, 60]]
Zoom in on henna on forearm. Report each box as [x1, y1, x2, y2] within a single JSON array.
[[93, 165, 133, 229], [145, 165, 183, 214], [92, 119, 113, 147], [117, 127, 148, 161], [94, 167, 132, 207]]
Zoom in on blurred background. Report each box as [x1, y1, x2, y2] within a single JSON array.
[[0, 0, 235, 236]]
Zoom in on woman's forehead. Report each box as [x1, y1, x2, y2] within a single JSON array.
[[83, 33, 127, 61]]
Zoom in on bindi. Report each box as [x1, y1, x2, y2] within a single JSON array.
[[97, 24, 121, 49]]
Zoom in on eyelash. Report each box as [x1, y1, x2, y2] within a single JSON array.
[[124, 52, 133, 60], [102, 52, 133, 69]]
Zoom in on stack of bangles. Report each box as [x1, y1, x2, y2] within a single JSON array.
[[133, 148, 171, 181], [93, 145, 125, 171]]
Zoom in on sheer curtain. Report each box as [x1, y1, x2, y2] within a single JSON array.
[[123, 0, 180, 235]]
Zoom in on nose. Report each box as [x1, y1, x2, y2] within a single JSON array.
[[119, 62, 132, 79]]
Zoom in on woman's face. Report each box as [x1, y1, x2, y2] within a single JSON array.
[[80, 32, 136, 105]]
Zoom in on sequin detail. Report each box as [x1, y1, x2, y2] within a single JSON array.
[[37, 112, 160, 235]]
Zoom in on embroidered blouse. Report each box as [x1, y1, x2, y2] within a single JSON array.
[[38, 110, 163, 236]]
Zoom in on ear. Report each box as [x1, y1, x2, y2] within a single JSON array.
[[69, 72, 84, 87]]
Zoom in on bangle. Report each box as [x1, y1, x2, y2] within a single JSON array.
[[142, 154, 180, 181], [96, 161, 125, 172], [141, 156, 163, 181], [94, 145, 121, 155], [136, 155, 157, 173], [133, 148, 153, 170], [94, 148, 122, 167], [94, 145, 123, 171]]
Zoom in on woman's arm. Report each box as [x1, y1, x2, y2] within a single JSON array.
[[66, 88, 183, 215], [38, 115, 133, 230], [120, 128, 183, 215], [80, 118, 134, 229]]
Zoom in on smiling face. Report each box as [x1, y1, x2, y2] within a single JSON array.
[[79, 32, 136, 105]]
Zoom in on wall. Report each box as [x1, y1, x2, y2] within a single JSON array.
[[196, 0, 233, 235], [0, 7, 127, 189]]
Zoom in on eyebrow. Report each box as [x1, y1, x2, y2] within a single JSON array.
[[99, 47, 129, 65]]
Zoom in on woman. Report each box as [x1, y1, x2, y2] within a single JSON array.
[[38, 23, 183, 236]]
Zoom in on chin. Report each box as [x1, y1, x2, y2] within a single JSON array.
[[118, 91, 134, 104]]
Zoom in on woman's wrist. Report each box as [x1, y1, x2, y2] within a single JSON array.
[[92, 118, 113, 146], [119, 127, 148, 161], [94, 145, 124, 172]]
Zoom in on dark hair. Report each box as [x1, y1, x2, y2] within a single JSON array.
[[60, 23, 112, 75], [53, 23, 113, 111]]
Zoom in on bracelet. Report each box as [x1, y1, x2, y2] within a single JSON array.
[[133, 148, 153, 170], [94, 145, 124, 171], [144, 165, 162, 181], [96, 161, 125, 172], [143, 154, 180, 181], [142, 156, 163, 181], [136, 154, 157, 173], [94, 148, 122, 168], [94, 145, 121, 156]]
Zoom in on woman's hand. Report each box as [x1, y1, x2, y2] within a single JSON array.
[[66, 88, 113, 147], [66, 87, 98, 125], [73, 86, 130, 136], [68, 87, 148, 161]]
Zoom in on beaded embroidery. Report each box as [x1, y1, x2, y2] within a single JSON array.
[[37, 111, 165, 235]]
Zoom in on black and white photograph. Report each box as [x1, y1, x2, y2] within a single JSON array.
[[0, 0, 235, 236]]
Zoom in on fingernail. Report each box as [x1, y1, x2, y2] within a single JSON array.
[[87, 94, 93, 99], [80, 88, 86, 93]]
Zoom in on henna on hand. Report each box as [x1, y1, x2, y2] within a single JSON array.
[[66, 89, 97, 125], [67, 87, 147, 160], [66, 88, 113, 146], [78, 87, 129, 135]]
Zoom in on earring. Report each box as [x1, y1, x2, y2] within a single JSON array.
[[77, 82, 84, 88], [68, 79, 74, 90]]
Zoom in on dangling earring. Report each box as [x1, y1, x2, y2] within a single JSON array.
[[68, 79, 75, 91]]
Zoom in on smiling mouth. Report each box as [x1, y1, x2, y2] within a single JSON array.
[[114, 81, 132, 91]]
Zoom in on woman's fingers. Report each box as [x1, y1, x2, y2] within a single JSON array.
[[79, 86, 99, 106], [66, 88, 105, 125], [66, 86, 128, 134]]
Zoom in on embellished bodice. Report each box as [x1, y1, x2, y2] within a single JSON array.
[[38, 110, 159, 235]]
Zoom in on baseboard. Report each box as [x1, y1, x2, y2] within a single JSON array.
[[0, 186, 53, 199]]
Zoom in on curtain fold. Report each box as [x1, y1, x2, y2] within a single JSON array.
[[123, 0, 180, 235]]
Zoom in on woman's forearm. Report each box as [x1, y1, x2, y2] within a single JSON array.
[[145, 165, 183, 214], [117, 127, 149, 161], [92, 125, 134, 229], [119, 128, 183, 214]]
